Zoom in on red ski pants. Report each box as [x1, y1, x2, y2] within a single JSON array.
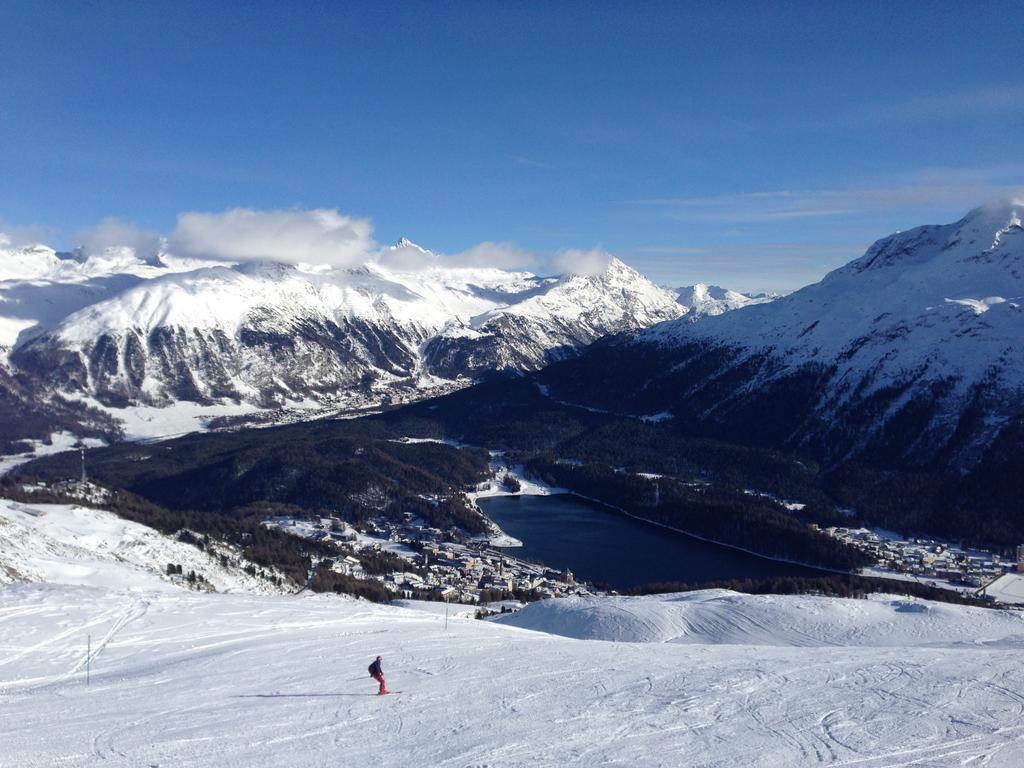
[[372, 672, 386, 694]]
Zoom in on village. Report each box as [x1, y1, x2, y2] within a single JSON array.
[[820, 524, 1024, 604], [263, 500, 595, 607]]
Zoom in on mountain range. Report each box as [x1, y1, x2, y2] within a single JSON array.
[[0, 236, 771, 449], [5, 199, 1021, 488]]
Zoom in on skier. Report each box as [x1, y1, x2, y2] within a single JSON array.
[[368, 655, 387, 695]]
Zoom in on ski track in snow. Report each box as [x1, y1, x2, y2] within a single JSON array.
[[2, 586, 1024, 766]]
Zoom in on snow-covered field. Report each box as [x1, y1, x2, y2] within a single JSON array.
[[87, 398, 266, 441], [470, 452, 569, 501], [494, 590, 1024, 647], [3, 583, 1024, 767]]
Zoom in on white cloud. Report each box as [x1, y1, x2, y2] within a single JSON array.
[[55, 207, 554, 274], [549, 247, 614, 276], [15, 206, 634, 279], [374, 240, 535, 272], [374, 238, 546, 273], [376, 238, 610, 276], [168, 208, 375, 268], [73, 217, 163, 261]]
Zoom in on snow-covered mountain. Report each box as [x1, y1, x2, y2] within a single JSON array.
[[0, 237, 685, 442], [674, 283, 779, 318], [540, 200, 1024, 472], [424, 257, 687, 377]]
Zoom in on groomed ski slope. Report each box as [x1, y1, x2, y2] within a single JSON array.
[[3, 586, 1024, 767]]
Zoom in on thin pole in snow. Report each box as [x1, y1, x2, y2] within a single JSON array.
[[86, 634, 90, 686], [444, 596, 449, 631]]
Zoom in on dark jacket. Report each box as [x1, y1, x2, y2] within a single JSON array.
[[368, 659, 383, 678]]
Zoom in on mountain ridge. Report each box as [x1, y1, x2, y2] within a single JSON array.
[[539, 200, 1024, 473], [0, 236, 770, 445]]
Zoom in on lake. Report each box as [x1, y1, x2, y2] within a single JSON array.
[[478, 493, 822, 590]]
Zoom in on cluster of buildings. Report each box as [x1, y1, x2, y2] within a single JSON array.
[[819, 525, 1019, 592], [263, 513, 593, 603], [390, 539, 589, 603]]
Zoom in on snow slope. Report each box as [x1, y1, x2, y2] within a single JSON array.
[[0, 498, 284, 594], [3, 584, 1024, 767]]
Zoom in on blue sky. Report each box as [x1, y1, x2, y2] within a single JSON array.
[[1, 0, 1022, 292]]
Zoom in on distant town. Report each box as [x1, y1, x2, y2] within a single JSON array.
[[821, 525, 1024, 605], [263, 490, 594, 607]]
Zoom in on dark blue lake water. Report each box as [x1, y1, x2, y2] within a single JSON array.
[[478, 493, 821, 590]]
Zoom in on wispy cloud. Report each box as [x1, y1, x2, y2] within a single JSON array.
[[550, 247, 614, 276], [622, 166, 1024, 291], [854, 84, 1024, 127], [0, 221, 56, 249], [777, 84, 1024, 135], [628, 166, 1024, 223], [634, 243, 862, 258], [627, 242, 866, 294], [511, 155, 557, 171]]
